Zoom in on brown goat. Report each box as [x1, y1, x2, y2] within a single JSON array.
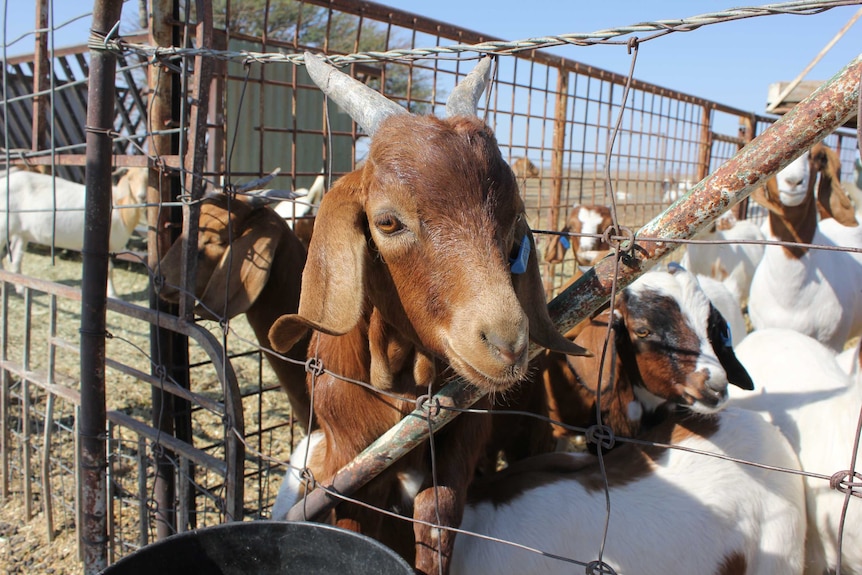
[[158, 191, 312, 428], [543, 204, 614, 265], [268, 53, 586, 575]]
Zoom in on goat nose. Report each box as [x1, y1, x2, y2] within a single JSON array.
[[483, 331, 528, 366]]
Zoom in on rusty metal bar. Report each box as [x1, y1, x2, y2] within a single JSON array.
[[288, 51, 862, 523], [0, 283, 7, 501], [31, 0, 50, 162], [80, 0, 125, 569], [149, 0, 181, 541], [41, 392, 56, 540], [22, 289, 33, 521], [545, 68, 568, 298]]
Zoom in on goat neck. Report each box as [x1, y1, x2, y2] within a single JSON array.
[[753, 154, 817, 259]]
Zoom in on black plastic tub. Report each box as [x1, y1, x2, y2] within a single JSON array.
[[100, 521, 413, 575]]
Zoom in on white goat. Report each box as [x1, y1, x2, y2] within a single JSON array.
[[451, 407, 805, 575], [730, 328, 862, 575], [277, 409, 805, 575], [748, 144, 862, 351], [0, 167, 149, 298], [680, 211, 765, 305]]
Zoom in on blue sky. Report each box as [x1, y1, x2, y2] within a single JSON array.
[[3, 0, 861, 119]]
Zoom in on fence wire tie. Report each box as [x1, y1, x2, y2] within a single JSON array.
[[78, 326, 109, 338], [830, 470, 862, 498], [585, 423, 616, 450], [87, 21, 122, 53], [587, 559, 619, 575], [304, 357, 325, 377], [152, 272, 165, 292], [603, 224, 640, 268], [299, 465, 317, 491], [83, 125, 119, 139], [416, 394, 443, 418], [150, 52, 184, 75]]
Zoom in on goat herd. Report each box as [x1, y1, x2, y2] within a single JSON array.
[[3, 54, 862, 574]]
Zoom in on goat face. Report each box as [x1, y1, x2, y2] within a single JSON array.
[[614, 269, 753, 413], [269, 54, 586, 394], [774, 153, 812, 208]]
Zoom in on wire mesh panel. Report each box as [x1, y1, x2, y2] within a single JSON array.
[[1, 0, 861, 573]]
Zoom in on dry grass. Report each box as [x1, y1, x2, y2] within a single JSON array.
[[0, 244, 299, 575]]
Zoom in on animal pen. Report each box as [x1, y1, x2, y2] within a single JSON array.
[[1, 0, 860, 573]]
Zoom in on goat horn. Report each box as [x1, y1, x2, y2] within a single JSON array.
[[304, 52, 408, 136], [445, 56, 493, 118]]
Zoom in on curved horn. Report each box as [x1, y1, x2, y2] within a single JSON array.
[[304, 52, 408, 136], [445, 56, 493, 118]]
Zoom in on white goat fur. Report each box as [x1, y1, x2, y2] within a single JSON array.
[[0, 167, 148, 297], [730, 328, 862, 575], [273, 171, 325, 224], [277, 408, 806, 575], [748, 152, 862, 351], [680, 212, 765, 305]]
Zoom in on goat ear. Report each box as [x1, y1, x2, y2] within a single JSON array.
[[708, 305, 755, 391], [512, 226, 591, 357], [269, 175, 368, 354], [199, 208, 283, 318], [816, 157, 858, 226], [565, 312, 617, 393]]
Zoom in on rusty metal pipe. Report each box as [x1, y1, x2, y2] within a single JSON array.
[[80, 0, 125, 572]]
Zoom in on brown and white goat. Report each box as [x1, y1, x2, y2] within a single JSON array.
[[535, 266, 754, 450], [267, 53, 586, 575], [543, 204, 614, 266], [748, 142, 862, 352], [158, 190, 312, 428]]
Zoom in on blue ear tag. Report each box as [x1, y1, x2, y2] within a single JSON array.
[[509, 233, 531, 274], [559, 235, 571, 250]]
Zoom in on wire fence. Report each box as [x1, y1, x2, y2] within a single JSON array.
[[1, 0, 861, 573]]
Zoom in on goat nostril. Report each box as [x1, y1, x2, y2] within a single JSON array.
[[483, 332, 527, 366]]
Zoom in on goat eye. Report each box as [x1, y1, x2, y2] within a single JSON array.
[[374, 213, 403, 235], [634, 327, 650, 338]]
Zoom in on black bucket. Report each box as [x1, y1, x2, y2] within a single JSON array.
[[100, 520, 414, 575]]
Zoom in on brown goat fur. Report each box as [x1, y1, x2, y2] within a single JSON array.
[[269, 112, 586, 574], [158, 192, 312, 428]]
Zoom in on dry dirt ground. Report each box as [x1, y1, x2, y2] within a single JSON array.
[[0, 245, 298, 575]]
